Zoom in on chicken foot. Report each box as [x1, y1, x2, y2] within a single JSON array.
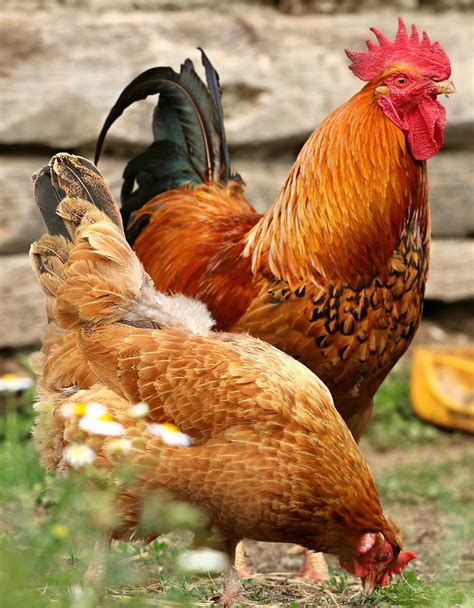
[[235, 540, 252, 578], [236, 540, 329, 583], [297, 549, 330, 582], [220, 540, 250, 607]]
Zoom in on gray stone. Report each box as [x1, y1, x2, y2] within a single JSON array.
[[429, 151, 474, 238], [0, 1, 471, 12], [0, 9, 471, 151], [0, 254, 46, 349], [0, 149, 472, 256], [0, 156, 46, 254], [427, 239, 474, 301]]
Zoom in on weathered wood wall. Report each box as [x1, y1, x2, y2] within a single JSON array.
[[0, 5, 472, 348]]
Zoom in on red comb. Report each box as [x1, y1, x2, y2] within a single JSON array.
[[390, 550, 417, 575], [345, 17, 451, 81]]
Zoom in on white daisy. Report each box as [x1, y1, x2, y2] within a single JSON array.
[[83, 402, 108, 418], [63, 443, 95, 468], [60, 403, 75, 419], [177, 548, 228, 574], [0, 374, 34, 393], [128, 401, 149, 418], [105, 438, 132, 455], [60, 401, 108, 420], [79, 416, 124, 437], [148, 423, 193, 447]]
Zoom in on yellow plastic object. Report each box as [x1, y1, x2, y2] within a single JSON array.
[[410, 345, 474, 434]]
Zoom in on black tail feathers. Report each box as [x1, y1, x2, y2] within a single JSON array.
[[94, 50, 236, 235]]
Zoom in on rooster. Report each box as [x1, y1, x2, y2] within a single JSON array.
[[95, 18, 454, 440], [30, 153, 415, 604], [94, 18, 453, 578]]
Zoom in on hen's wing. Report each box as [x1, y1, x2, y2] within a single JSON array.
[[77, 322, 335, 443]]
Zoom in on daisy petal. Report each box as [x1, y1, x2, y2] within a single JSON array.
[[148, 423, 193, 447], [79, 417, 124, 437], [128, 402, 149, 418], [177, 548, 228, 573], [0, 374, 34, 392], [84, 402, 108, 418], [63, 443, 95, 468]]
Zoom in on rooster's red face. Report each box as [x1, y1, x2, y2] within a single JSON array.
[[345, 17, 454, 161], [374, 66, 455, 161], [340, 532, 416, 595]]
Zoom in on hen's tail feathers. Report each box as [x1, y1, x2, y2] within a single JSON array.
[[31, 154, 144, 328], [32, 165, 71, 240], [30, 234, 72, 299], [31, 153, 125, 301], [31, 154, 214, 335], [94, 50, 237, 239], [33, 153, 122, 234]]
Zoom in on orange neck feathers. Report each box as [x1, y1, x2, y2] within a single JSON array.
[[243, 82, 428, 289]]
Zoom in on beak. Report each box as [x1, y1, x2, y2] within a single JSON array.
[[434, 79, 456, 95], [361, 571, 377, 596]]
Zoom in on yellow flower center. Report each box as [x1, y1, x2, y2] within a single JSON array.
[[50, 523, 69, 539], [162, 422, 180, 433], [73, 403, 88, 417]]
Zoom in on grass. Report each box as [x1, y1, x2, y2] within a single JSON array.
[[0, 389, 216, 608], [366, 572, 471, 608], [374, 451, 474, 607], [0, 361, 473, 606], [378, 454, 474, 505], [368, 361, 442, 450]]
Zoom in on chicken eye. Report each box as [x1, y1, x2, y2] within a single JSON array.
[[380, 551, 390, 561], [395, 76, 409, 87]]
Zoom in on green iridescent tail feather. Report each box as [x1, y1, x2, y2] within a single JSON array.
[[95, 49, 235, 241]]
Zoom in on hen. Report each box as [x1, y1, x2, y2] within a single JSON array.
[[30, 153, 415, 604], [95, 18, 454, 444]]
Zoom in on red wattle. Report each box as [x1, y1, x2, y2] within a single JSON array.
[[378, 95, 447, 162], [380, 572, 390, 586], [405, 98, 446, 161]]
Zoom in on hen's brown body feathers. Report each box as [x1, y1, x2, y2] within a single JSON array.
[[80, 322, 389, 554]]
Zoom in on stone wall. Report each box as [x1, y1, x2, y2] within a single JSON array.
[[1, 1, 473, 12], [0, 5, 473, 347]]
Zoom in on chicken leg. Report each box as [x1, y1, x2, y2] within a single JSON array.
[[220, 540, 250, 607], [298, 549, 330, 582]]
